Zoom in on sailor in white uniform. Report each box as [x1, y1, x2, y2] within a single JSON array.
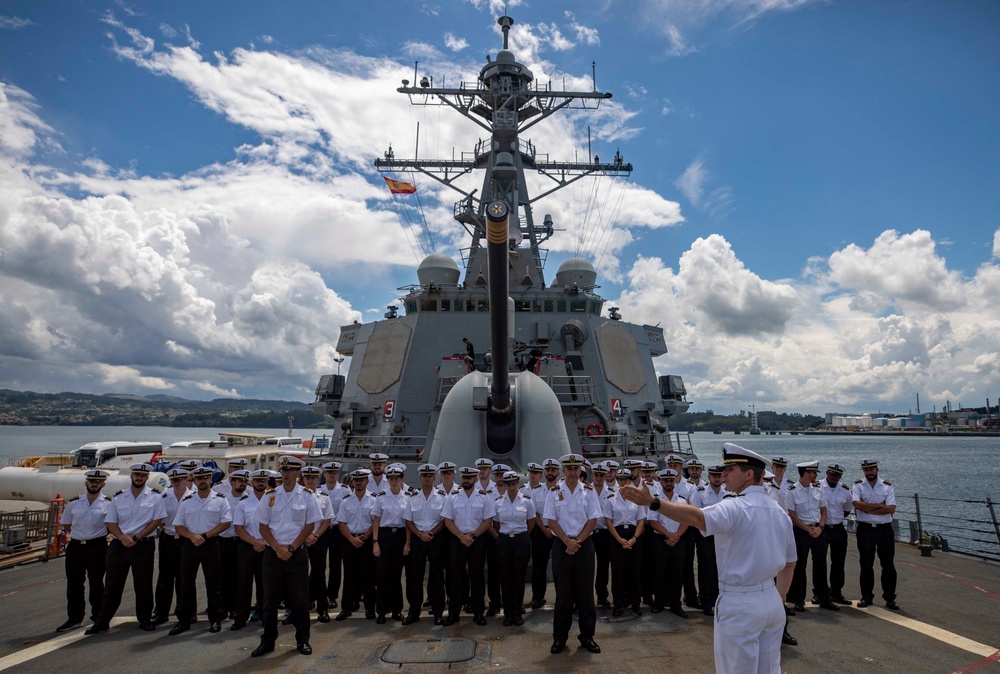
[[820, 462, 854, 605], [851, 458, 899, 610], [58, 469, 112, 633]]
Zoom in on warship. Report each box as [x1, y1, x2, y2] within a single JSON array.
[[312, 16, 691, 472]]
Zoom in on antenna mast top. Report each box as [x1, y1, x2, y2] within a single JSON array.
[[498, 16, 513, 49]]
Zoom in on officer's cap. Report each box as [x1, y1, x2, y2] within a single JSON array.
[[770, 456, 789, 468], [267, 470, 281, 479], [527, 462, 543, 473], [475, 458, 494, 468], [130, 462, 153, 475], [322, 461, 343, 472], [722, 443, 768, 469], [250, 469, 271, 480], [603, 460, 620, 470], [560, 454, 584, 467], [369, 453, 389, 463], [826, 463, 845, 475], [300, 466, 322, 477], [85, 469, 110, 481], [191, 466, 214, 479], [350, 468, 372, 480], [418, 463, 437, 475], [493, 463, 511, 474], [230, 469, 251, 480], [165, 467, 189, 480], [386, 465, 405, 478], [614, 472, 633, 481], [707, 465, 725, 476], [502, 471, 519, 483], [764, 470, 775, 481], [860, 458, 879, 469], [438, 461, 457, 472], [685, 459, 704, 468], [177, 460, 200, 470], [640, 461, 657, 471], [542, 458, 561, 469], [622, 459, 643, 469], [591, 464, 608, 475], [460, 466, 478, 477], [796, 461, 820, 471], [227, 457, 249, 468], [278, 455, 305, 469], [658, 468, 678, 481], [666, 454, 683, 464]]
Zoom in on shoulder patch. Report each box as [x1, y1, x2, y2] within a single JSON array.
[[495, 495, 502, 500], [812, 481, 821, 488], [161, 492, 170, 498], [342, 493, 351, 499], [215, 492, 226, 497], [239, 494, 249, 500], [376, 491, 386, 496], [435, 489, 445, 495], [854, 479, 863, 484], [182, 494, 194, 501], [550, 485, 559, 491], [104, 495, 112, 501], [841, 484, 850, 490], [584, 483, 594, 490], [882, 480, 892, 486], [113, 489, 125, 497], [723, 492, 738, 499], [787, 485, 796, 490], [265, 487, 276, 493], [67, 495, 80, 502], [304, 487, 315, 494], [697, 486, 706, 491], [151, 487, 162, 494], [478, 489, 488, 495]]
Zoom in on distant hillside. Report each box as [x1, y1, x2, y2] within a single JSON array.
[[0, 389, 335, 428], [670, 409, 825, 432]]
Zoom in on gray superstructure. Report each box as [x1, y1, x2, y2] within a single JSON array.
[[312, 16, 690, 471]]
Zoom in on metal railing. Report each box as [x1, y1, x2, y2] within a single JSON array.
[[888, 493, 1000, 561], [578, 432, 696, 460], [307, 435, 430, 462], [0, 508, 51, 550]]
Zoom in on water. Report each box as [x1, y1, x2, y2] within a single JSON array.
[[1, 427, 998, 557]]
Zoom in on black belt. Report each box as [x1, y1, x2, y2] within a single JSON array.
[[70, 536, 108, 545], [500, 531, 528, 538], [380, 526, 403, 534], [858, 522, 891, 527], [825, 523, 844, 528], [617, 524, 635, 529]]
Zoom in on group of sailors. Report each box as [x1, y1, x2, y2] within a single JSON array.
[[56, 445, 898, 669]]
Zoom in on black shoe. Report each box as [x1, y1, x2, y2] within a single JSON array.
[[631, 607, 643, 617], [811, 596, 820, 605], [819, 601, 840, 611], [230, 621, 246, 631], [785, 606, 796, 616], [668, 605, 688, 619], [281, 614, 293, 625], [579, 637, 601, 654], [352, 602, 360, 611], [530, 599, 546, 610], [251, 642, 275, 658], [857, 598, 873, 608], [317, 611, 330, 623], [365, 610, 376, 620], [886, 600, 900, 611], [685, 599, 703, 609], [151, 615, 169, 626], [550, 640, 566, 654], [503, 616, 513, 626], [168, 623, 190, 636], [443, 615, 459, 626], [423, 598, 432, 608], [474, 614, 487, 626], [514, 615, 524, 626], [650, 605, 663, 614], [209, 621, 222, 633], [832, 594, 852, 606], [782, 631, 798, 646], [486, 605, 499, 617], [611, 607, 623, 617], [793, 603, 805, 612], [597, 599, 611, 607], [463, 603, 473, 614], [84, 623, 108, 635], [334, 611, 352, 621], [433, 614, 444, 626], [392, 612, 404, 621], [56, 620, 82, 633], [703, 607, 714, 617], [297, 642, 312, 655], [402, 614, 419, 625], [375, 615, 386, 624], [190, 615, 199, 623]]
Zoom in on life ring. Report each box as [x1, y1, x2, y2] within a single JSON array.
[[586, 424, 604, 439]]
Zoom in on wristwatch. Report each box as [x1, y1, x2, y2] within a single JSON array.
[[650, 497, 661, 512], [287, 544, 295, 553]]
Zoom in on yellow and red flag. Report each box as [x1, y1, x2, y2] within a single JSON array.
[[383, 177, 416, 194]]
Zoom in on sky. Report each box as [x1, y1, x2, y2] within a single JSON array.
[[0, 0, 998, 415]]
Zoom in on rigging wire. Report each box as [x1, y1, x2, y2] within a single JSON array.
[[594, 177, 630, 274]]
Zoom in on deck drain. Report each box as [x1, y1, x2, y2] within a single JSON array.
[[381, 638, 477, 664]]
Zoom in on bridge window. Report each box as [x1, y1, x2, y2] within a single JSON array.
[[533, 300, 543, 312], [407, 301, 417, 314], [440, 299, 451, 312], [557, 300, 566, 312], [476, 299, 489, 312], [421, 299, 438, 312], [515, 300, 531, 312], [590, 301, 601, 314], [544, 300, 554, 312], [570, 300, 586, 312]]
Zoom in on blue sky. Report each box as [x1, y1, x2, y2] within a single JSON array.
[[0, 0, 998, 415]]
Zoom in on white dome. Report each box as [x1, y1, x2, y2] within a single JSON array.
[[416, 254, 461, 286], [554, 257, 597, 288]]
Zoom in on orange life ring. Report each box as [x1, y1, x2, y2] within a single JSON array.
[[586, 424, 603, 439]]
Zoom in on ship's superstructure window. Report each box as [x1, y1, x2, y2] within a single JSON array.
[[441, 299, 451, 312], [557, 300, 566, 312], [515, 300, 531, 312], [477, 299, 489, 312], [544, 300, 554, 312], [407, 301, 417, 314], [590, 301, 601, 314], [421, 299, 438, 312], [570, 300, 587, 313]]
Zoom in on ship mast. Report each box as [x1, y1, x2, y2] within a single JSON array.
[[374, 15, 632, 285]]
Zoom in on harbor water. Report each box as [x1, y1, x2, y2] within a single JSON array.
[[1, 426, 998, 557]]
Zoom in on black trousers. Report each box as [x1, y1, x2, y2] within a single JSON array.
[[177, 538, 224, 625], [682, 528, 700, 603], [341, 536, 376, 613], [324, 527, 343, 604], [307, 531, 330, 613], [789, 527, 830, 603], [592, 528, 611, 603], [65, 537, 107, 623], [153, 534, 185, 620], [376, 527, 406, 616], [826, 523, 849, 595], [528, 527, 552, 602], [608, 524, 642, 610], [96, 537, 155, 626], [262, 547, 309, 644], [496, 531, 531, 618], [448, 534, 487, 618], [857, 522, 897, 602], [234, 541, 264, 623], [651, 532, 685, 609], [696, 534, 719, 607], [641, 527, 657, 602], [485, 534, 502, 610], [217, 536, 240, 615], [406, 532, 446, 617], [551, 537, 596, 641]]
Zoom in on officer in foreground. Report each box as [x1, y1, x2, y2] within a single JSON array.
[[622, 444, 796, 674], [852, 458, 899, 610], [58, 469, 112, 633]]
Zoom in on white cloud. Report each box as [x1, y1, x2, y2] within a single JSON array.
[[196, 381, 242, 397], [443, 32, 468, 51], [993, 228, 1000, 259], [96, 364, 175, 390], [464, 0, 524, 14], [675, 158, 706, 206], [0, 15, 32, 29]]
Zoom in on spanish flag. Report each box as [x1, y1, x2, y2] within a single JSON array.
[[384, 177, 416, 194]]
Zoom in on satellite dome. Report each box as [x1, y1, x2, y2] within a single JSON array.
[[554, 257, 597, 289], [417, 254, 461, 286]]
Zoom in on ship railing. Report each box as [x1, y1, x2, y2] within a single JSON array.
[[308, 435, 430, 463], [547, 376, 597, 406], [888, 493, 1000, 562], [0, 508, 50, 551], [579, 431, 696, 460]]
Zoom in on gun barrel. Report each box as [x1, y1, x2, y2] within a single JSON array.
[[485, 200, 511, 415]]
